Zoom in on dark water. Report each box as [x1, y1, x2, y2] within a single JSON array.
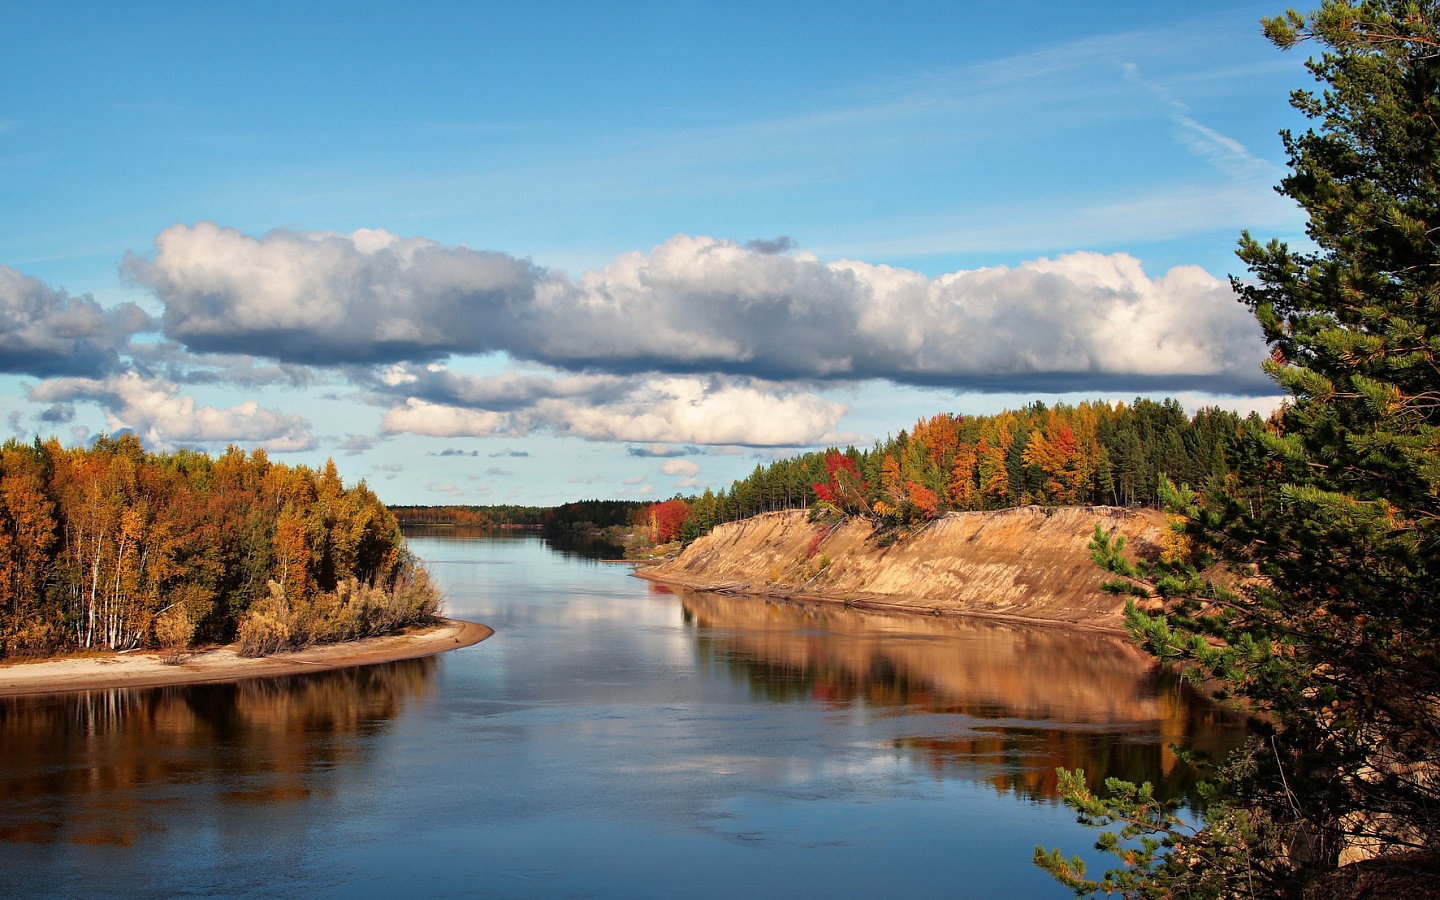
[[0, 531, 1247, 898]]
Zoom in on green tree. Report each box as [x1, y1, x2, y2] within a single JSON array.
[[1039, 2, 1440, 895]]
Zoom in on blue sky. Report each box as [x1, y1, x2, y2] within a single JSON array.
[[1, 1, 1309, 504]]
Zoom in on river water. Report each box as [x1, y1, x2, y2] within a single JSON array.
[[0, 529, 1247, 898]]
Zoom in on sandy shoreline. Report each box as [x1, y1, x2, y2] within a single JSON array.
[[0, 618, 493, 698]]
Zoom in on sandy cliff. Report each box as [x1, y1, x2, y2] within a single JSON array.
[[637, 506, 1168, 632]]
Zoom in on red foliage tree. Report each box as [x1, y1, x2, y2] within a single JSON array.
[[812, 451, 871, 517], [649, 498, 691, 543]]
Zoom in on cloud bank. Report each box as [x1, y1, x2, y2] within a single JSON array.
[[0, 265, 151, 377], [129, 223, 1272, 395], [4, 222, 1277, 454]]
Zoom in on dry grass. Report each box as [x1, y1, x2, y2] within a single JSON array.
[[237, 568, 442, 658]]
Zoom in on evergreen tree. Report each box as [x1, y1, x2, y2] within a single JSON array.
[[1040, 2, 1440, 894]]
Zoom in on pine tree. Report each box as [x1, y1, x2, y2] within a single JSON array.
[[1039, 2, 1440, 895]]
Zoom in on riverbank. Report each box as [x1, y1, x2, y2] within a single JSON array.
[[636, 506, 1167, 633], [0, 618, 493, 697]]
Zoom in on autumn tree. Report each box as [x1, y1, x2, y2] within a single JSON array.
[[811, 450, 871, 518], [649, 498, 691, 543], [0, 441, 56, 653], [949, 440, 981, 510], [976, 416, 1015, 506]]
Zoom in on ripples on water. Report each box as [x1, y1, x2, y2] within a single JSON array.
[[0, 531, 1248, 898]]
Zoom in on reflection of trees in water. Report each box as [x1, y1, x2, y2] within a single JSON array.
[[540, 533, 627, 562], [682, 592, 1248, 806], [400, 526, 626, 562], [0, 659, 437, 845], [402, 525, 531, 542]]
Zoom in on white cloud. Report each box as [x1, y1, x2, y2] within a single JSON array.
[[377, 371, 847, 447], [539, 376, 846, 446], [660, 459, 701, 477], [380, 399, 510, 438], [131, 224, 1272, 394], [28, 372, 313, 451]]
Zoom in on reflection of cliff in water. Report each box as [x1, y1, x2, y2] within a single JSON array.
[[0, 658, 437, 846], [679, 590, 1248, 805]]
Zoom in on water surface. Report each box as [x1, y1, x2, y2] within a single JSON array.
[[0, 530, 1247, 897]]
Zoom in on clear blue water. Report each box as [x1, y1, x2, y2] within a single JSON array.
[[0, 530, 1246, 898]]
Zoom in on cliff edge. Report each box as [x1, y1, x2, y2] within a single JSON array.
[[636, 506, 1168, 632]]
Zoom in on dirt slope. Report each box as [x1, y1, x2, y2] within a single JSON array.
[[637, 506, 1167, 632]]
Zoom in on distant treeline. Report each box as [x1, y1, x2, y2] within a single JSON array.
[[391, 505, 547, 527], [0, 435, 438, 659], [645, 398, 1265, 543], [391, 500, 647, 532], [542, 499, 648, 532]]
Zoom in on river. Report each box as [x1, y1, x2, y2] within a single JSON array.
[[0, 529, 1247, 898]]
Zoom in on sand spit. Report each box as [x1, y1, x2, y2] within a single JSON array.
[[0, 618, 493, 698]]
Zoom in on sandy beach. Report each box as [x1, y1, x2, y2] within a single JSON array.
[[0, 618, 493, 698]]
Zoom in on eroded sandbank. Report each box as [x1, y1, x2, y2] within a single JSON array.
[[636, 507, 1168, 633]]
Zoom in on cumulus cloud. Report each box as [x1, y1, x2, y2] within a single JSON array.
[[125, 223, 540, 365], [660, 459, 701, 477], [381, 399, 510, 438], [130, 223, 1272, 395], [376, 371, 847, 447], [28, 372, 314, 451], [0, 265, 152, 377]]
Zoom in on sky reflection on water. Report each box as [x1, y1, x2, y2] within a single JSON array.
[[0, 532, 1248, 898]]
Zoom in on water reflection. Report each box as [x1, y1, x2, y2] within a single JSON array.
[[541, 531, 629, 562], [0, 532, 1252, 897], [0, 658, 437, 846], [678, 589, 1248, 804], [402, 524, 531, 543], [401, 524, 627, 562]]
